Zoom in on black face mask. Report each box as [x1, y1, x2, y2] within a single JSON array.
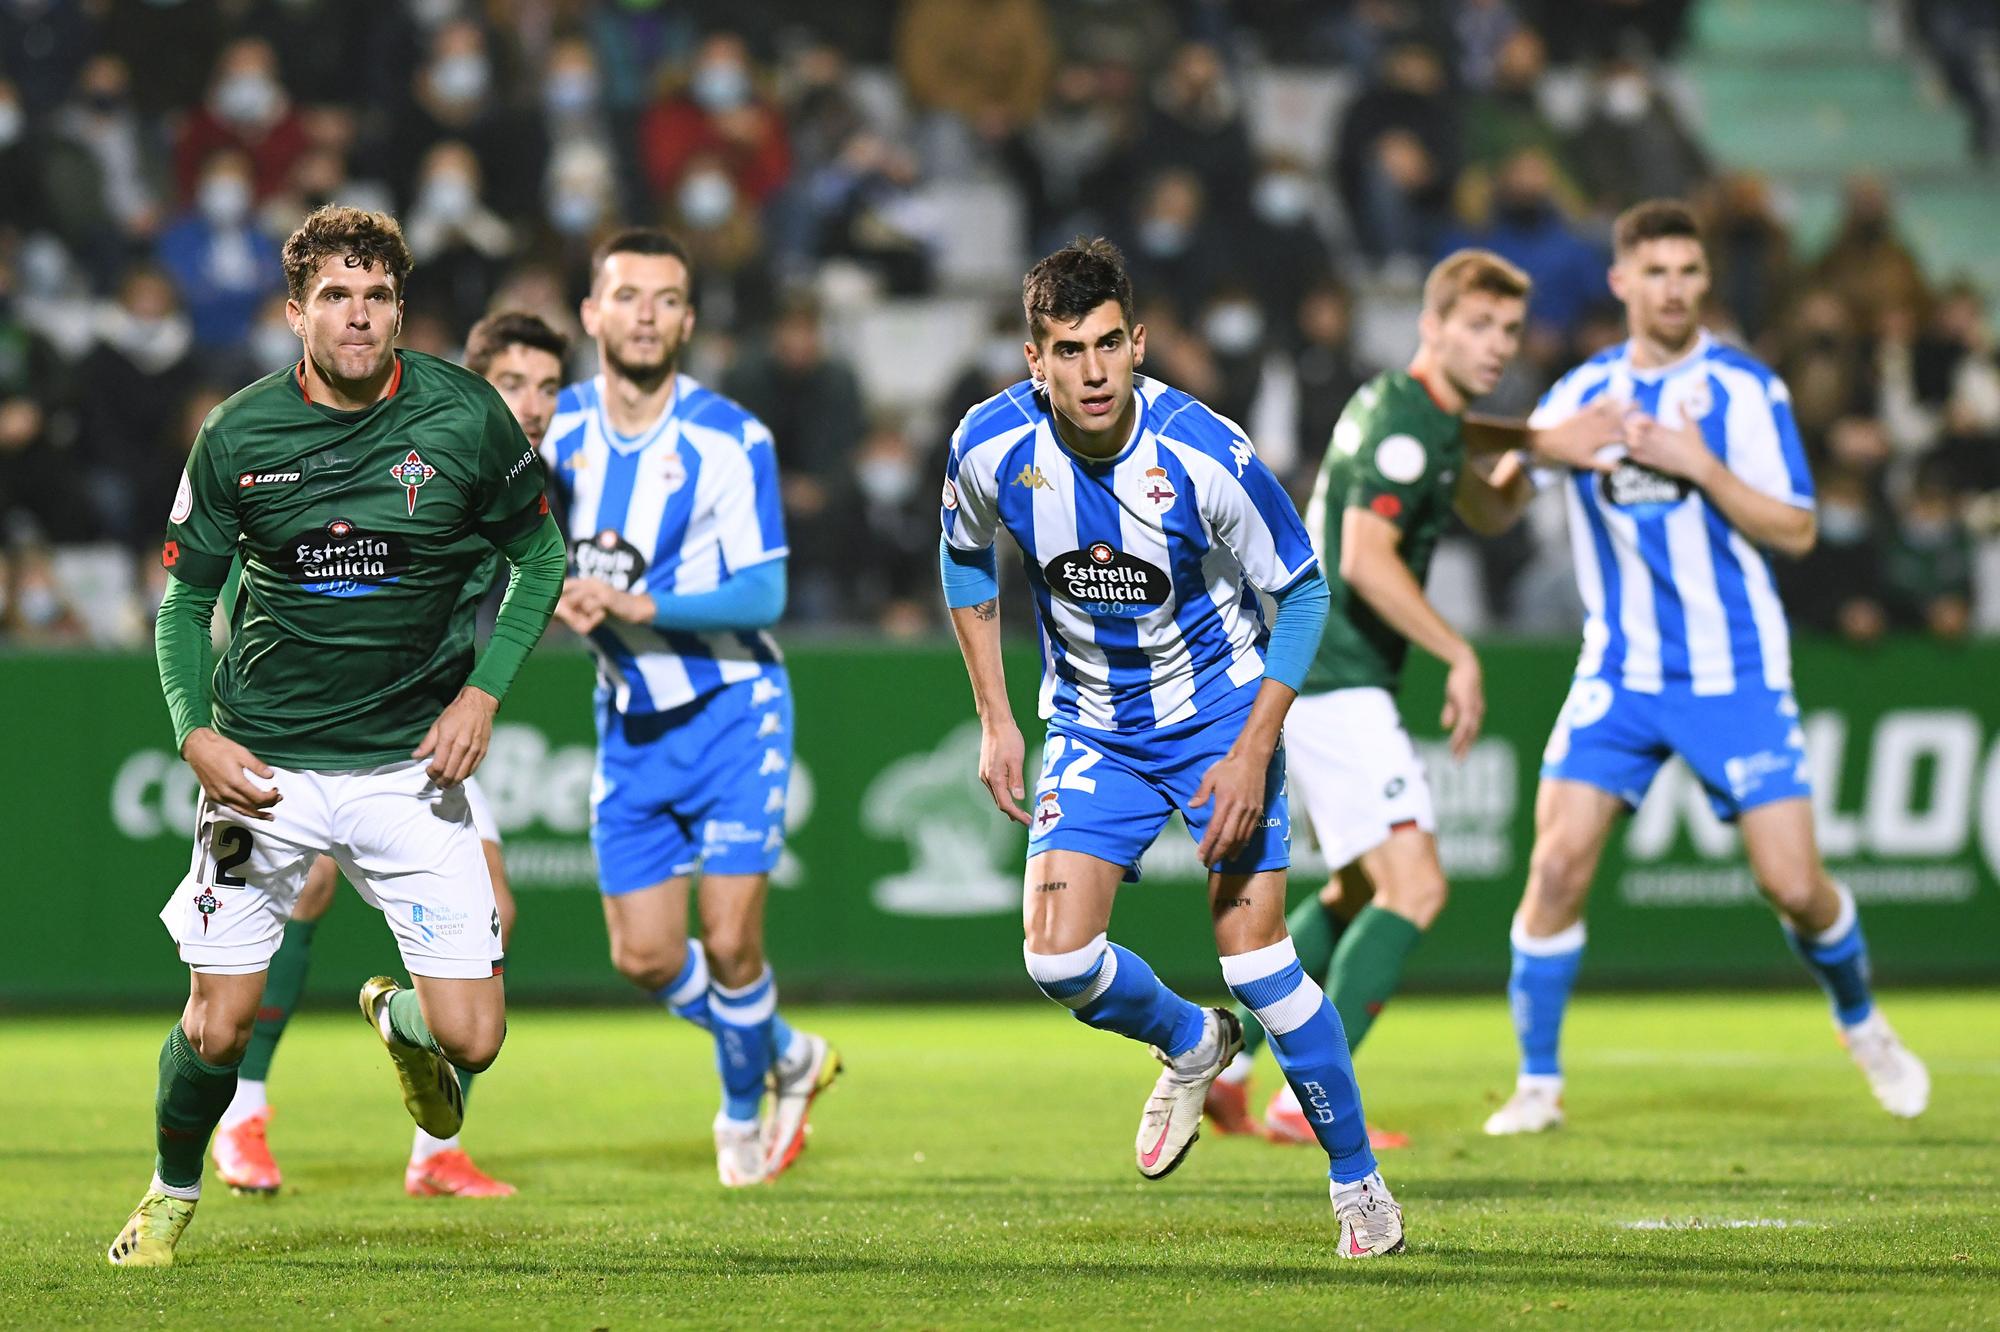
[[1496, 198, 1549, 229], [85, 92, 125, 115]]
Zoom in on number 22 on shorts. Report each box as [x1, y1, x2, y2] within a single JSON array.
[[1038, 735, 1102, 794]]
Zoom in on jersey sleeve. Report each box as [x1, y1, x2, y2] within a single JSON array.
[[714, 419, 788, 573], [1341, 410, 1439, 533], [161, 416, 238, 587], [473, 390, 550, 543], [1195, 436, 1318, 594], [941, 416, 1002, 553], [1720, 367, 1815, 510]]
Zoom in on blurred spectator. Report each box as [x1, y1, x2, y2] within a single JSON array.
[[1884, 462, 1975, 639], [77, 265, 196, 547], [583, 2, 700, 114], [1456, 0, 1527, 93], [174, 38, 310, 205], [1136, 42, 1254, 211], [1568, 59, 1707, 213], [1134, 296, 1221, 403], [1126, 168, 1226, 320], [1702, 173, 1793, 351], [897, 0, 1054, 145], [390, 19, 547, 219], [42, 56, 167, 282], [942, 308, 1033, 423], [539, 139, 621, 287], [1810, 175, 1931, 335], [0, 78, 43, 236], [1462, 29, 1570, 176], [0, 0, 95, 117], [1542, 0, 1695, 63], [1913, 0, 2000, 157], [155, 150, 283, 352], [1334, 43, 1457, 261], [1780, 465, 1889, 644], [1440, 148, 1607, 351], [97, 0, 224, 117], [1019, 60, 1140, 251], [825, 413, 937, 635], [1778, 288, 1870, 444], [1195, 285, 1267, 426], [1, 540, 89, 646], [404, 141, 515, 336], [667, 153, 779, 339], [1241, 154, 1335, 339], [811, 133, 936, 295], [0, 256, 82, 542], [640, 33, 792, 214], [1288, 280, 1368, 487]]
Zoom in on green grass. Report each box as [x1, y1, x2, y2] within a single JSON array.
[[3, 992, 1995, 1329]]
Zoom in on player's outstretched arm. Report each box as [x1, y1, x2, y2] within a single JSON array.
[[156, 573, 282, 820], [940, 537, 1028, 827], [1627, 407, 1816, 556], [1465, 397, 1626, 472], [1453, 448, 1536, 535], [1342, 507, 1485, 759]]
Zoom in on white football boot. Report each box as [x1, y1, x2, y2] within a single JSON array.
[[1331, 1171, 1406, 1258], [1136, 1008, 1242, 1180], [1482, 1075, 1565, 1135], [764, 1031, 842, 1179], [1839, 1010, 1930, 1118], [714, 1114, 768, 1188]]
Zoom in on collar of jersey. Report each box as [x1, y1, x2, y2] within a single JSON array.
[[595, 372, 685, 455], [1619, 328, 1714, 382], [1047, 380, 1146, 469], [295, 353, 403, 416]]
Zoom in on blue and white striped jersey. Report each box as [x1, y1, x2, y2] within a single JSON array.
[[541, 374, 786, 714], [942, 376, 1317, 732], [1530, 331, 1814, 696]]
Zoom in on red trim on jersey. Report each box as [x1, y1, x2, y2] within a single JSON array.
[[1409, 367, 1457, 416], [296, 353, 403, 406]]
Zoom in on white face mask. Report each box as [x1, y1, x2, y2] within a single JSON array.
[[0, 103, 21, 148], [678, 171, 735, 227], [691, 61, 750, 112], [422, 170, 477, 221], [1137, 217, 1191, 258], [856, 455, 917, 507], [431, 52, 490, 104], [212, 72, 280, 126], [546, 69, 598, 116], [199, 175, 253, 226], [16, 581, 59, 628], [1819, 501, 1870, 543], [551, 191, 602, 236], [1252, 173, 1312, 226], [252, 320, 300, 368], [1602, 75, 1650, 123], [1203, 301, 1264, 355]]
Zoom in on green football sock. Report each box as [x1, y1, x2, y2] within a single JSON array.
[[154, 1023, 240, 1191], [385, 988, 441, 1054], [1236, 894, 1348, 1060], [1326, 904, 1424, 1052], [237, 918, 317, 1082], [456, 1067, 475, 1101]]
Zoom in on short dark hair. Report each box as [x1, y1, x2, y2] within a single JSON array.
[[1614, 199, 1703, 256], [1022, 236, 1135, 342], [282, 204, 414, 302], [464, 310, 569, 376], [590, 227, 692, 291]]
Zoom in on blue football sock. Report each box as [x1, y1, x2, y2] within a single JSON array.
[[707, 968, 777, 1123], [1025, 935, 1206, 1057], [653, 940, 714, 1031], [1222, 938, 1375, 1184], [1785, 883, 1874, 1027], [1509, 919, 1585, 1079]]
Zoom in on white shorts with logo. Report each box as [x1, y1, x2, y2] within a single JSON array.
[[1283, 686, 1437, 870], [160, 759, 502, 979], [463, 774, 501, 845]]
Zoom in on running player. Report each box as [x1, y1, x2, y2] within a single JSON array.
[[208, 311, 569, 1200], [1484, 199, 1930, 1135], [542, 228, 838, 1188], [941, 237, 1403, 1257], [1206, 252, 1625, 1144], [110, 206, 565, 1266]]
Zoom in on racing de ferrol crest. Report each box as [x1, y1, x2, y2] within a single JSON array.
[[390, 449, 437, 514]]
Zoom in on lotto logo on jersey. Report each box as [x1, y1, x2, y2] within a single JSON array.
[[238, 470, 301, 488], [1044, 544, 1170, 610], [390, 449, 437, 514], [1139, 466, 1177, 514], [571, 531, 646, 592]]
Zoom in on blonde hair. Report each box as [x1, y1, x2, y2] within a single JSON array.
[[1423, 248, 1531, 319]]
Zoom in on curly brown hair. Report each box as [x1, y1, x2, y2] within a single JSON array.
[[280, 204, 414, 303], [1022, 236, 1134, 343]]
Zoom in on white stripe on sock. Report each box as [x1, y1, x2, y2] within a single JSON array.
[[1510, 917, 1586, 956], [1217, 936, 1299, 988], [150, 1171, 199, 1202], [667, 941, 711, 1007], [1807, 882, 1857, 948], [1023, 933, 1109, 983]]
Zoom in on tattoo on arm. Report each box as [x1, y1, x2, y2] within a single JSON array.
[[1219, 897, 1252, 909], [1033, 881, 1067, 894], [971, 598, 998, 621]]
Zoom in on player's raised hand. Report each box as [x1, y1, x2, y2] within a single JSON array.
[[182, 728, 282, 821], [1625, 405, 1718, 485], [1191, 750, 1264, 866], [1530, 396, 1626, 473], [979, 719, 1031, 826], [414, 686, 499, 787], [1441, 649, 1485, 761]]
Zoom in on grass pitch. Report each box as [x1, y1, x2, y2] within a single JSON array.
[[2, 991, 1994, 1330]]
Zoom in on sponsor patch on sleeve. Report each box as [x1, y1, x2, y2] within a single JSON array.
[[1374, 434, 1427, 484], [170, 469, 193, 524]]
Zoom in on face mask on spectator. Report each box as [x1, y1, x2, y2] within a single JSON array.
[[1901, 513, 1953, 545], [982, 335, 1024, 380], [1136, 217, 1190, 258], [112, 311, 193, 371], [212, 72, 281, 127], [1495, 194, 1551, 229], [16, 581, 60, 629], [253, 319, 299, 368], [199, 174, 253, 226], [546, 70, 598, 116], [1819, 500, 1870, 543], [1602, 75, 1650, 123], [422, 170, 477, 222], [1252, 173, 1312, 226], [1203, 300, 1264, 355], [678, 170, 736, 228], [691, 61, 751, 112], [0, 104, 21, 148], [550, 191, 603, 236], [431, 53, 490, 105], [856, 455, 918, 507], [85, 89, 125, 116]]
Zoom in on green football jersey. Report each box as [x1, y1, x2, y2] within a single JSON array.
[[164, 351, 548, 768], [1302, 370, 1466, 694]]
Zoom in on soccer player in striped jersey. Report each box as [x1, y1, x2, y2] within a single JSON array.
[[1485, 200, 1929, 1135], [941, 238, 1403, 1257], [541, 229, 837, 1187], [207, 311, 568, 1201]]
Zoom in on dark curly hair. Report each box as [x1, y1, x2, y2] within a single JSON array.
[[464, 310, 570, 376], [281, 204, 414, 303], [1022, 236, 1134, 343]]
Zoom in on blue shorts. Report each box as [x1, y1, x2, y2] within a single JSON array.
[[1540, 676, 1811, 822], [591, 670, 793, 895], [1028, 703, 1290, 879]]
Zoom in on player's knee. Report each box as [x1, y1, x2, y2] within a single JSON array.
[[609, 937, 682, 992], [437, 1017, 506, 1074], [1379, 872, 1448, 929], [185, 1001, 255, 1065], [1527, 840, 1593, 907], [1755, 867, 1821, 920], [701, 925, 764, 986]]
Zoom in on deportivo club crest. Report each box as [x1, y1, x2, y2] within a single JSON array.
[[390, 449, 437, 514], [1140, 466, 1177, 513]]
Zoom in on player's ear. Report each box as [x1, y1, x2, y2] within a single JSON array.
[[1606, 260, 1627, 303], [1023, 337, 1042, 384], [579, 296, 599, 340], [285, 298, 305, 339], [1130, 322, 1145, 368]]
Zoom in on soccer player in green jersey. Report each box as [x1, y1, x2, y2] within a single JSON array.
[[206, 311, 569, 1201], [1204, 250, 1623, 1143], [109, 208, 567, 1267]]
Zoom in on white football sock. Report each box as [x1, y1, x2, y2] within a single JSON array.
[[411, 1127, 460, 1162], [219, 1078, 267, 1129], [151, 1171, 200, 1202]]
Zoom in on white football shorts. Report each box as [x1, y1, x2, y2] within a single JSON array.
[[1283, 685, 1437, 870]]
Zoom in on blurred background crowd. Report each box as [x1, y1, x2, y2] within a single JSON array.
[[1, 0, 1998, 648]]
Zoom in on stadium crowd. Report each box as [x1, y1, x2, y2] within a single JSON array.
[[0, 0, 1993, 646]]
